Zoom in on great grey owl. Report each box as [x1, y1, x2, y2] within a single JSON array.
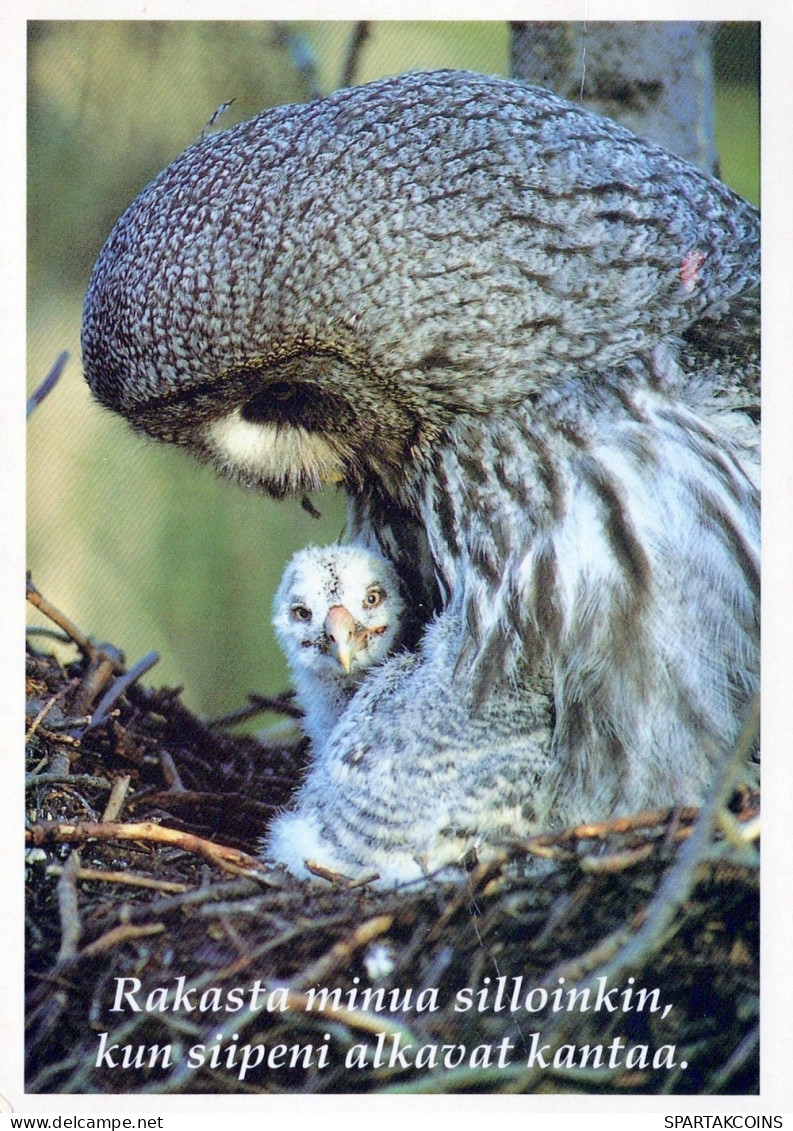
[[80, 70, 760, 884], [272, 543, 405, 752]]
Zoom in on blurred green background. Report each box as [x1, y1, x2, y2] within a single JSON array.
[[26, 22, 760, 720]]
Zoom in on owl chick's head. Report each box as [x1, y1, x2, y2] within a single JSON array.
[[273, 544, 404, 684]]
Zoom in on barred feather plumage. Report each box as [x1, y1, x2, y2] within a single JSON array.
[[81, 70, 760, 884]]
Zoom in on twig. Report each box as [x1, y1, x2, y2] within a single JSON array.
[[705, 1023, 759, 1093], [87, 878, 270, 936], [56, 852, 82, 963], [159, 750, 186, 791], [304, 858, 378, 887], [426, 853, 507, 943], [281, 988, 416, 1042], [26, 773, 112, 790], [77, 922, 165, 959], [31, 715, 92, 733], [33, 728, 81, 748], [26, 683, 75, 742], [208, 690, 303, 728], [26, 625, 73, 644], [46, 864, 192, 894], [291, 914, 393, 990], [131, 789, 276, 816], [26, 819, 272, 879], [84, 651, 160, 732], [27, 351, 68, 417], [100, 774, 132, 822], [26, 576, 100, 661], [578, 843, 656, 873], [520, 806, 700, 855], [73, 655, 122, 715], [340, 21, 371, 88]]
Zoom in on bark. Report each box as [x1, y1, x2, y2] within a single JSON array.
[[510, 21, 717, 173]]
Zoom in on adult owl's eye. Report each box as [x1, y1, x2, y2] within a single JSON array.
[[291, 605, 312, 622], [363, 587, 384, 609]]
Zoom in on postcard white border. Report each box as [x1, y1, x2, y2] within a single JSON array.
[[6, 0, 792, 1118]]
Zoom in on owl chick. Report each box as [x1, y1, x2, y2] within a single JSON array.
[[265, 610, 556, 886], [273, 544, 405, 752]]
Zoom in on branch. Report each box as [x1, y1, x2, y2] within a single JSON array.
[[26, 819, 273, 879], [27, 352, 68, 418]]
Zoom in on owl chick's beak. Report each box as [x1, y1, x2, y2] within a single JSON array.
[[324, 605, 364, 674]]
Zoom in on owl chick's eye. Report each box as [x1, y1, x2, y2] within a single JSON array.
[[363, 587, 385, 610], [291, 605, 312, 623]]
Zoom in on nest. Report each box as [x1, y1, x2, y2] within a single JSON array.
[[25, 577, 759, 1096]]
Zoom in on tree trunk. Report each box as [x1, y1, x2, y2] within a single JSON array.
[[510, 21, 717, 173]]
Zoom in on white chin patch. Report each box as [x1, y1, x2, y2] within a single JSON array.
[[205, 411, 346, 490]]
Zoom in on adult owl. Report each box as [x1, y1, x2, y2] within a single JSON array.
[[81, 70, 759, 881]]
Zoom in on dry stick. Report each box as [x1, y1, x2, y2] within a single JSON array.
[[25, 683, 76, 743], [46, 863, 192, 894], [55, 852, 82, 963], [31, 715, 92, 734], [133, 789, 276, 816], [577, 843, 656, 873], [159, 750, 186, 791], [78, 922, 165, 959], [26, 576, 117, 666], [520, 806, 700, 854], [704, 1023, 759, 1093], [26, 625, 74, 645], [34, 729, 81, 748], [291, 914, 394, 991], [88, 878, 268, 935], [26, 351, 68, 417], [208, 691, 303, 727], [26, 819, 272, 879], [84, 651, 161, 732], [519, 802, 757, 867], [74, 656, 122, 716], [425, 853, 508, 944], [304, 858, 379, 887], [26, 773, 112, 789], [282, 988, 415, 1041], [100, 775, 132, 823], [340, 21, 371, 87]]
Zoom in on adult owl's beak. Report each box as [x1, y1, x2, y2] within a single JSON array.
[[324, 605, 362, 674]]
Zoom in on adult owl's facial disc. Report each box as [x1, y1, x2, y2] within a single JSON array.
[[204, 392, 349, 496], [273, 545, 404, 682]]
